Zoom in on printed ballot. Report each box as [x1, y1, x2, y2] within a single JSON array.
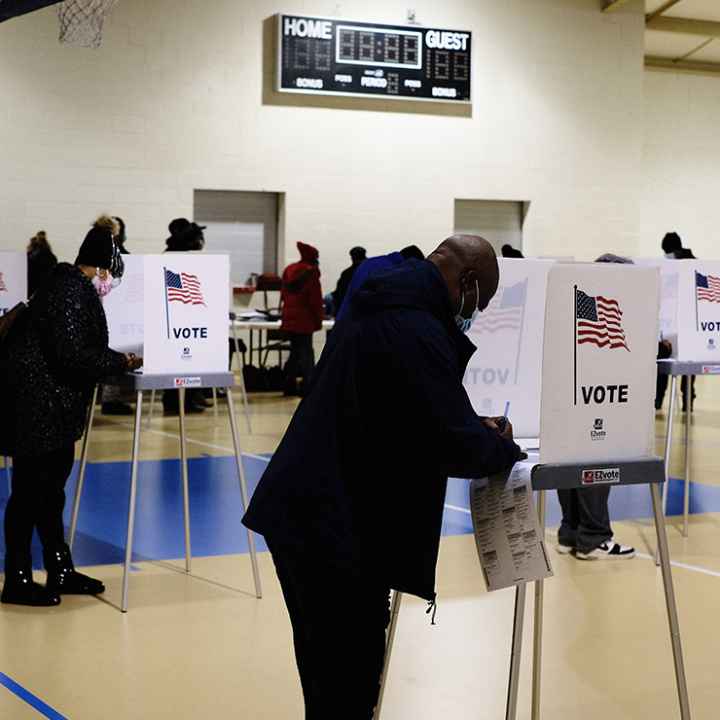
[[470, 457, 552, 591], [539, 263, 659, 464], [464, 259, 554, 438], [0, 252, 27, 316]]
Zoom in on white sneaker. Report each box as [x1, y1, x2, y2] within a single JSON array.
[[576, 539, 635, 561], [556, 543, 574, 555]]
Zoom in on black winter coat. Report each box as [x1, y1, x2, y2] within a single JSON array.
[[0, 263, 127, 457], [243, 260, 522, 601]]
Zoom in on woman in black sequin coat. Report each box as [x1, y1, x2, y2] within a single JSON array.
[[0, 227, 141, 606]]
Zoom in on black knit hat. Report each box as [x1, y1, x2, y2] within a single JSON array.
[[75, 227, 125, 278]]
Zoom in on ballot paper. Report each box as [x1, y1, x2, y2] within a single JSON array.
[[470, 460, 553, 592]]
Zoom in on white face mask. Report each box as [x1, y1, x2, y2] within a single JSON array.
[[92, 270, 115, 298], [454, 279, 480, 334]]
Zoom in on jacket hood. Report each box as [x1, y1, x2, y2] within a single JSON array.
[[354, 259, 455, 326], [297, 241, 319, 263]]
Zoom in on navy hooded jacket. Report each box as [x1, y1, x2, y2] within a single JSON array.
[[243, 259, 522, 601]]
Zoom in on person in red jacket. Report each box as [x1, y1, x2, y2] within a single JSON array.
[[281, 242, 324, 396]]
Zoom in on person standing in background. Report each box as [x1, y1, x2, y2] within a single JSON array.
[[501, 244, 524, 259], [281, 242, 323, 397], [335, 245, 424, 323], [26, 231, 58, 297], [659, 232, 696, 412], [0, 226, 142, 606], [162, 217, 209, 413], [331, 246, 366, 315], [113, 216, 130, 254]]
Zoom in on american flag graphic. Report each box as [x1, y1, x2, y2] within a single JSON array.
[[696, 272, 720, 303], [165, 269, 205, 306], [576, 289, 629, 351], [472, 279, 527, 334], [0, 272, 6, 292]]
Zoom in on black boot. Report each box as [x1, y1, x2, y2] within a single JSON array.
[[2, 556, 60, 607], [44, 544, 105, 596]]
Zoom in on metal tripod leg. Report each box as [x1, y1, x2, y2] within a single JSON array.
[[69, 384, 99, 550], [232, 323, 252, 434], [374, 590, 403, 720], [226, 389, 262, 598], [506, 582, 527, 720], [178, 387, 192, 574], [658, 374, 678, 566], [683, 382, 691, 538], [650, 483, 691, 719], [121, 390, 144, 613], [531, 490, 546, 720], [146, 389, 156, 428]]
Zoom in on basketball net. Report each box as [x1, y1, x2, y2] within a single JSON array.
[[57, 0, 119, 48]]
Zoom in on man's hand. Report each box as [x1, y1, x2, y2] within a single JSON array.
[[482, 416, 514, 442], [125, 353, 143, 371]]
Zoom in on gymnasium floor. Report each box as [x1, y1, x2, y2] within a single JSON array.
[[0, 379, 719, 719]]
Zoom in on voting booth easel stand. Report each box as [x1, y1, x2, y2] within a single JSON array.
[[501, 458, 690, 720], [657, 360, 713, 544], [67, 373, 262, 613], [374, 458, 691, 720]]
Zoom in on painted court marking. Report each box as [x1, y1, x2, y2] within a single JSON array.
[[0, 672, 67, 719]]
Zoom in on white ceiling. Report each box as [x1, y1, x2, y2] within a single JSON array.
[[643, 0, 720, 70]]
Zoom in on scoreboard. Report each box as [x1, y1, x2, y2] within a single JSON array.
[[277, 14, 472, 104]]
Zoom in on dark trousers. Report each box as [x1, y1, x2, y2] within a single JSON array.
[[557, 487, 612, 554], [268, 540, 391, 719], [4, 444, 75, 565], [284, 333, 315, 395]]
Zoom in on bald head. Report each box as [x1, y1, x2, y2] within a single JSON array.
[[429, 235, 499, 319]]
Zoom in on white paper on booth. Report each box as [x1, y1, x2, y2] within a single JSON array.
[[470, 460, 552, 592], [0, 252, 28, 315], [463, 259, 555, 438], [539, 264, 659, 464]]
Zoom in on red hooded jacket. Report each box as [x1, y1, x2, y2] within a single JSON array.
[[281, 242, 324, 334]]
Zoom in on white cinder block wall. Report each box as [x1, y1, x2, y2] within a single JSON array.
[[641, 70, 720, 259], [1, 0, 647, 289]]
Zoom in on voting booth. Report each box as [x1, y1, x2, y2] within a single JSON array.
[[376, 262, 690, 720], [0, 252, 27, 315], [464, 258, 554, 438], [71, 253, 261, 612], [103, 254, 230, 372]]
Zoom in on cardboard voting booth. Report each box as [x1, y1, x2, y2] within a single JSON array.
[[0, 252, 27, 316], [539, 263, 659, 464], [675, 260, 720, 362], [464, 259, 555, 438], [103, 254, 230, 374]]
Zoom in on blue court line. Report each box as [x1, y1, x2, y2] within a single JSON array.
[[0, 672, 68, 719]]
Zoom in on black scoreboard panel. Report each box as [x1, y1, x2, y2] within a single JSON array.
[[277, 14, 472, 103]]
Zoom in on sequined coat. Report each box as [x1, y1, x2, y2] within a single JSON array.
[[1, 263, 127, 457]]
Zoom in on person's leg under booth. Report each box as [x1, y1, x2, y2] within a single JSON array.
[[267, 539, 391, 720], [557, 488, 580, 551], [5, 444, 76, 562], [297, 334, 315, 395]]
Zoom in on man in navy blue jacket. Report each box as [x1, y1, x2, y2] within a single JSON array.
[[243, 235, 523, 719]]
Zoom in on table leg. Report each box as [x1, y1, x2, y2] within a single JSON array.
[[374, 590, 403, 720], [232, 324, 252, 434], [531, 490, 546, 720], [121, 390, 144, 613], [69, 384, 99, 550], [178, 387, 192, 574], [683, 379, 691, 538], [226, 389, 262, 598], [506, 583, 527, 720], [650, 483, 692, 719]]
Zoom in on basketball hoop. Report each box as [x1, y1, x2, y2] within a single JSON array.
[[57, 0, 119, 48]]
